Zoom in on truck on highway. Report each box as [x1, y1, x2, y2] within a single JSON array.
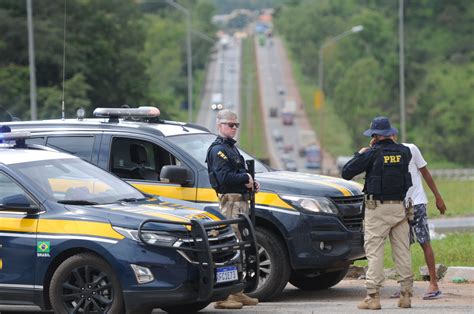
[[298, 130, 317, 157], [281, 99, 296, 125], [211, 93, 223, 111]]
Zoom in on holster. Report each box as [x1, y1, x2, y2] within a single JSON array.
[[404, 197, 415, 225], [364, 194, 376, 210]]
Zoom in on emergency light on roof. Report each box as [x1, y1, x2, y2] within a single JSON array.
[[0, 126, 31, 147], [93, 107, 160, 119]]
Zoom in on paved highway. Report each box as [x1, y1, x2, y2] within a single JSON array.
[[197, 38, 242, 139]]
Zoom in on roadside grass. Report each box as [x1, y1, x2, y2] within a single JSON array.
[[281, 38, 354, 157], [239, 37, 269, 162], [354, 232, 474, 280], [425, 179, 473, 218], [350, 178, 473, 218]]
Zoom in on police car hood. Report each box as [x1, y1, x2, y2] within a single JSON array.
[[257, 170, 363, 197], [66, 197, 222, 231]]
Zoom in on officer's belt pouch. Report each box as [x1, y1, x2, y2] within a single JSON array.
[[208, 171, 220, 191], [364, 195, 376, 210]]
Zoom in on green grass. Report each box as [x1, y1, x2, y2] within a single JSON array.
[[239, 37, 269, 162], [281, 38, 354, 157], [425, 180, 474, 218], [355, 232, 474, 280]]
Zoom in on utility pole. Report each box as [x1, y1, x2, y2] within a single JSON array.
[[165, 0, 192, 123], [26, 0, 37, 120], [399, 0, 406, 142]]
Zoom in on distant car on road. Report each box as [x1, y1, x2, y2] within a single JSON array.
[[284, 160, 298, 172], [269, 107, 278, 117], [272, 129, 283, 142], [211, 93, 223, 111], [283, 143, 294, 153], [305, 144, 321, 169]]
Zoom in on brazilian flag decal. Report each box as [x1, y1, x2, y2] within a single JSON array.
[[37, 241, 50, 253]]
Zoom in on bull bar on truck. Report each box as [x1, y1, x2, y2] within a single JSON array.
[[137, 213, 259, 301]]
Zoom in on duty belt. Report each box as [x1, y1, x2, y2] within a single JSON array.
[[218, 193, 250, 202], [365, 195, 403, 203]]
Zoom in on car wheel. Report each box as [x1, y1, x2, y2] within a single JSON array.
[[50, 253, 124, 314], [289, 267, 349, 291], [161, 301, 210, 313], [247, 228, 290, 301]]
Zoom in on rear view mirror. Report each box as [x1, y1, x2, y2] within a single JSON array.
[[160, 165, 191, 186], [0, 194, 40, 213]]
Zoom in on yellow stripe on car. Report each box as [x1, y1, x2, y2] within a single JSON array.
[[0, 218, 124, 240], [37, 219, 124, 239]]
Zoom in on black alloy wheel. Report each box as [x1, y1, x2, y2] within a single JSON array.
[[50, 253, 124, 314]]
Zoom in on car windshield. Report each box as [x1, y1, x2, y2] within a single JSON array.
[[171, 133, 269, 173], [11, 158, 145, 205]]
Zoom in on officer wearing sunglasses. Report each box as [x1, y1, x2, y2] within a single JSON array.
[[205, 109, 260, 310]]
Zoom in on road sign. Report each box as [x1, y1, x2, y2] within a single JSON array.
[[314, 90, 324, 111]]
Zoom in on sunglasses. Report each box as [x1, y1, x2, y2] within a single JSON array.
[[221, 122, 240, 128]]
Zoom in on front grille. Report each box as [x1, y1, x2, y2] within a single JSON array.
[[175, 225, 239, 264], [341, 214, 363, 231], [331, 195, 364, 231], [331, 195, 364, 205]]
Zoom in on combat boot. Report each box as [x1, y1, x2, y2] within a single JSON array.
[[357, 293, 381, 310], [214, 300, 243, 309], [228, 292, 259, 306], [398, 291, 412, 308]]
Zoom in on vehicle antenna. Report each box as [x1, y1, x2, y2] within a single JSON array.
[[61, 0, 67, 120]]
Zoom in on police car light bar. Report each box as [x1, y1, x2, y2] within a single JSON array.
[[93, 107, 161, 119], [0, 126, 31, 145]]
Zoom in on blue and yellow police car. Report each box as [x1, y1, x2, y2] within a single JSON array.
[[0, 128, 257, 313]]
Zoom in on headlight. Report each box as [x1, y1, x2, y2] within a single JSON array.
[[113, 226, 177, 245], [280, 195, 338, 215]]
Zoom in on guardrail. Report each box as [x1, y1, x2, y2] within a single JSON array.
[[429, 169, 474, 180], [323, 168, 474, 181]]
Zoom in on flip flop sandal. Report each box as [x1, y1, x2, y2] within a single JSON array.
[[423, 290, 442, 300]]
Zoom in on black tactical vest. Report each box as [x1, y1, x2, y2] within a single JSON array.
[[365, 142, 412, 200], [206, 137, 247, 194]]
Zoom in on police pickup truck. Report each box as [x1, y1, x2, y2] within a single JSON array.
[[6, 106, 365, 301], [0, 128, 257, 313]]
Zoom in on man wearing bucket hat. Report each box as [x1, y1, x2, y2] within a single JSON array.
[[342, 116, 413, 310]]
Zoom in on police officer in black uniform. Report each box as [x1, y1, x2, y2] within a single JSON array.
[[206, 109, 259, 310], [342, 116, 414, 310]]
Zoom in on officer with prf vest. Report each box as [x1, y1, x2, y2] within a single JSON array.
[[206, 109, 259, 310], [342, 116, 413, 310]]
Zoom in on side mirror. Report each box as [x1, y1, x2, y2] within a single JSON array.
[[0, 194, 40, 214], [160, 165, 191, 186]]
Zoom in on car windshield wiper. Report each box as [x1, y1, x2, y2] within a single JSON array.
[[58, 200, 99, 205], [117, 197, 147, 203]]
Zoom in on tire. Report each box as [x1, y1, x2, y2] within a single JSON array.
[[161, 301, 210, 313], [50, 253, 124, 314], [289, 267, 349, 291], [247, 228, 291, 301]]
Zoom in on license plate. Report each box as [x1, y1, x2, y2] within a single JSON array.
[[216, 266, 238, 283]]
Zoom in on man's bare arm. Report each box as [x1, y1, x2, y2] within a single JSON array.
[[419, 166, 447, 214]]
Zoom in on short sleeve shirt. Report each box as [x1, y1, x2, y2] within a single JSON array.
[[403, 143, 428, 205]]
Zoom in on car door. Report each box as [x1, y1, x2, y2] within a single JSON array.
[[101, 134, 198, 201], [0, 170, 39, 303]]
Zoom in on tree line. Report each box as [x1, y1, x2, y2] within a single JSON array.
[[0, 0, 216, 121], [275, 0, 473, 166]]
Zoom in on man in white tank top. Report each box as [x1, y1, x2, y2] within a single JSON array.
[[401, 142, 447, 300]]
